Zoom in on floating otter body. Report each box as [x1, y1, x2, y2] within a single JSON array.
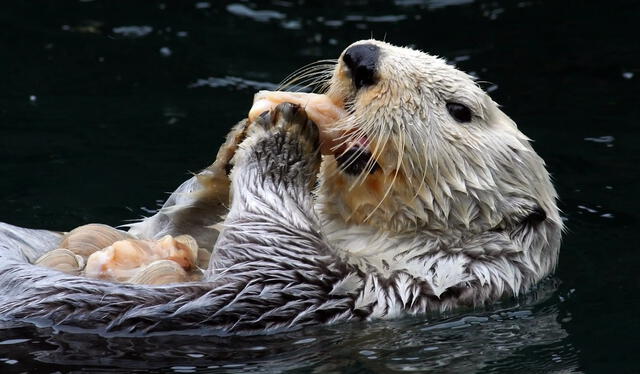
[[0, 40, 562, 335]]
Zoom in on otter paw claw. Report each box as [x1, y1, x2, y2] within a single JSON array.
[[253, 102, 320, 149]]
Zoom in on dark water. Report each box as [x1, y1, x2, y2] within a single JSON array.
[[1, 0, 638, 372]]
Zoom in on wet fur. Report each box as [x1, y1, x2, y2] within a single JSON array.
[[0, 41, 562, 334], [0, 106, 359, 335], [316, 40, 562, 311]]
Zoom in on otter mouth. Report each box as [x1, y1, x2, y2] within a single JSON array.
[[334, 135, 380, 176], [335, 147, 379, 176]]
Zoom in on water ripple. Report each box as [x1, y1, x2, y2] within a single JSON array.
[[226, 4, 286, 22], [394, 0, 475, 9], [112, 25, 153, 38], [188, 76, 279, 91]]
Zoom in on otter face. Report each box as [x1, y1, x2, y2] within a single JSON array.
[[320, 40, 561, 236]]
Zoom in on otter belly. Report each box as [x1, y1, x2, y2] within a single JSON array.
[[0, 103, 360, 335]]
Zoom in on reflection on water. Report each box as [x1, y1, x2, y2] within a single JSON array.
[[188, 76, 279, 91], [1, 0, 638, 372], [226, 4, 286, 23], [0, 284, 579, 373], [112, 25, 154, 38]]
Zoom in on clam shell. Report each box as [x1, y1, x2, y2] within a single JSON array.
[[128, 260, 188, 285], [34, 248, 85, 275], [61, 223, 132, 257]]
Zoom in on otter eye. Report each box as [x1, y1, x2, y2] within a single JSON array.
[[446, 102, 472, 123]]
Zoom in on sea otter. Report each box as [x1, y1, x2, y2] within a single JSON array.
[[0, 40, 562, 335]]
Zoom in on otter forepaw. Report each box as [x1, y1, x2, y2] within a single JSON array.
[[210, 118, 251, 177], [231, 102, 322, 188], [253, 102, 320, 153]]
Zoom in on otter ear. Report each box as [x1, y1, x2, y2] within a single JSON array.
[[499, 197, 547, 232], [506, 200, 548, 242], [521, 204, 547, 227]]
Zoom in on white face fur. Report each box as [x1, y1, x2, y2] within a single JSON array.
[[319, 40, 561, 239]]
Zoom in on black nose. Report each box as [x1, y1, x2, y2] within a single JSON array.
[[342, 44, 380, 89]]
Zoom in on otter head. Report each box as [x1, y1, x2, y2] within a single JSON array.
[[318, 40, 562, 241]]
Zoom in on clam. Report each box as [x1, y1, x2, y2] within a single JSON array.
[[84, 234, 200, 282], [34, 248, 85, 275], [84, 239, 150, 282], [128, 260, 188, 285], [60, 223, 133, 257]]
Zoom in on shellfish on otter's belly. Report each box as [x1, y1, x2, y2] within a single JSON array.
[[34, 223, 208, 284]]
